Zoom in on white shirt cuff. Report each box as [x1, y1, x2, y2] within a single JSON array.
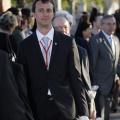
[[96, 117, 102, 120], [79, 116, 89, 120]]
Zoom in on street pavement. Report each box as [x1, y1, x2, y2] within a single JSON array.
[[110, 106, 120, 120]]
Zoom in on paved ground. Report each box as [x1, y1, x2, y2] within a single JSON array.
[[110, 106, 120, 120]]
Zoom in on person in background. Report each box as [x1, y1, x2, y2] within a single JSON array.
[[89, 7, 104, 36], [0, 11, 18, 59], [75, 14, 92, 41], [7, 7, 25, 42], [54, 10, 90, 56], [55, 10, 73, 28], [52, 16, 96, 120], [17, 0, 92, 120], [54, 10, 93, 84], [89, 14, 120, 120], [21, 8, 34, 36], [111, 9, 120, 113]]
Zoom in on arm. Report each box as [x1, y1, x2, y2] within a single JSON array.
[[68, 38, 89, 117], [14, 63, 33, 120], [89, 37, 99, 84], [0, 52, 29, 120]]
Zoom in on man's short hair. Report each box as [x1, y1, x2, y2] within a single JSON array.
[[32, 0, 55, 13]]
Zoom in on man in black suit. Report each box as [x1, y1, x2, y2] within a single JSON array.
[[0, 50, 33, 120], [52, 16, 97, 120], [52, 16, 92, 109], [17, 0, 91, 120]]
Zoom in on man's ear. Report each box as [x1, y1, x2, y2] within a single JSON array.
[[69, 22, 72, 27]]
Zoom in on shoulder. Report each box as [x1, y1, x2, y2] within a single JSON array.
[[77, 45, 87, 54], [55, 30, 73, 41], [19, 32, 36, 46], [89, 33, 101, 44], [77, 45, 88, 58], [54, 30, 74, 45]]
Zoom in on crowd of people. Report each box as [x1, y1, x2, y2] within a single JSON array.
[[0, 0, 120, 120]]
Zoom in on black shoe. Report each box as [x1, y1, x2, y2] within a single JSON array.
[[112, 108, 118, 113]]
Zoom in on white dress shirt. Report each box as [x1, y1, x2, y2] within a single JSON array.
[[36, 27, 54, 69]]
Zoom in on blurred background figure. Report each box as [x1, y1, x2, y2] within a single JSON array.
[[55, 10, 90, 56], [75, 13, 92, 41], [70, 11, 89, 36], [21, 8, 34, 36], [55, 10, 73, 28], [111, 8, 120, 113], [7, 7, 25, 42], [89, 7, 104, 36], [114, 9, 120, 39], [0, 11, 18, 60]]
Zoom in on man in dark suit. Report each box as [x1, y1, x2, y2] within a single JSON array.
[[0, 50, 33, 120], [52, 16, 92, 109], [17, 0, 91, 120], [89, 14, 120, 120]]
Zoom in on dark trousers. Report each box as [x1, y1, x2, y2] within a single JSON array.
[[95, 93, 112, 120], [44, 99, 76, 120]]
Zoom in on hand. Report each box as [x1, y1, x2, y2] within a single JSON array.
[[89, 110, 96, 120]]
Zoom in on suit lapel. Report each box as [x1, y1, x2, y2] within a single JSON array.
[[31, 33, 47, 71], [100, 31, 114, 57]]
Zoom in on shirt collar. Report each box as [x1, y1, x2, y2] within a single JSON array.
[[36, 27, 54, 42], [102, 30, 113, 40]]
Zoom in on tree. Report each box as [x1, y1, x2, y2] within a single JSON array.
[[11, 0, 33, 8]]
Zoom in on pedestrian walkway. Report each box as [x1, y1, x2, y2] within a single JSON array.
[[110, 106, 120, 120]]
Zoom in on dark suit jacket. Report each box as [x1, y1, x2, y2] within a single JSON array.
[[17, 30, 89, 120], [77, 45, 91, 108], [10, 61, 33, 120], [89, 31, 120, 95], [0, 32, 18, 54], [0, 50, 33, 120], [72, 35, 90, 56]]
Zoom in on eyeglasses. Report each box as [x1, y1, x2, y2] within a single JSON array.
[[102, 22, 116, 26], [54, 26, 69, 30]]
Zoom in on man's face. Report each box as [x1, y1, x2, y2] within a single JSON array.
[[101, 17, 116, 35], [94, 15, 103, 29], [33, 1, 54, 27], [53, 17, 70, 35]]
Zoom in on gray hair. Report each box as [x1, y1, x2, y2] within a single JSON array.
[[101, 14, 115, 24], [55, 10, 73, 25], [0, 11, 18, 31]]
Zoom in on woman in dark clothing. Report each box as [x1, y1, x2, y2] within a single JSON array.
[[0, 11, 18, 60], [89, 7, 104, 36], [75, 14, 92, 41]]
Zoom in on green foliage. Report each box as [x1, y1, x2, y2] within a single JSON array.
[[62, 0, 70, 11], [83, 0, 105, 12], [11, 0, 33, 7], [11, 0, 18, 7]]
